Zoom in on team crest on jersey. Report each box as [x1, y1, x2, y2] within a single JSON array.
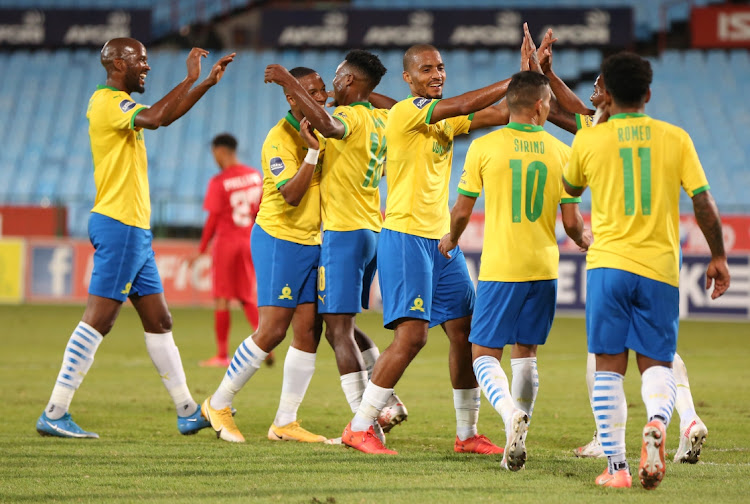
[[269, 157, 286, 176], [412, 97, 432, 110], [335, 111, 347, 119], [119, 100, 136, 113]]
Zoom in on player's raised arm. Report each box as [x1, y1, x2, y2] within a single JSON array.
[[537, 29, 593, 117], [265, 64, 345, 139], [135, 47, 207, 130], [161, 52, 235, 126], [279, 118, 320, 207], [692, 190, 730, 298]]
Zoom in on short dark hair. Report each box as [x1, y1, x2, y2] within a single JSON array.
[[289, 67, 317, 80], [212, 133, 237, 150], [344, 49, 387, 90], [601, 52, 652, 108], [403, 44, 438, 71], [506, 71, 551, 113]]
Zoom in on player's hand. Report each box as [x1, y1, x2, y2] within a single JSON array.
[[705, 256, 730, 299], [299, 117, 320, 150], [186, 47, 209, 81], [576, 227, 593, 252], [187, 250, 204, 267], [521, 23, 540, 73], [438, 234, 457, 259], [537, 29, 557, 74], [205, 52, 235, 86], [264, 64, 292, 86]]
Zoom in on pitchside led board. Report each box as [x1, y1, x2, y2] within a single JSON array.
[[6, 212, 750, 320]]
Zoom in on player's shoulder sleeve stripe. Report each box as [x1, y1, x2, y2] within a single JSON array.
[[575, 113, 583, 131], [130, 106, 147, 130], [332, 114, 349, 139], [457, 187, 480, 198], [691, 184, 710, 196], [424, 99, 440, 125]]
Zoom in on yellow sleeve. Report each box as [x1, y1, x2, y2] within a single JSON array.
[[264, 139, 301, 189], [457, 140, 483, 198], [575, 113, 595, 130], [679, 131, 710, 197], [393, 97, 440, 131], [332, 105, 361, 140], [107, 94, 148, 130], [447, 114, 473, 136], [563, 133, 587, 191]]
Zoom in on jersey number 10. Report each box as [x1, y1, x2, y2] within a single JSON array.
[[619, 147, 651, 216], [510, 159, 547, 223]]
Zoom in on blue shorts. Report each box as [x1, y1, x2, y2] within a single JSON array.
[[378, 229, 475, 329], [251, 224, 319, 308], [586, 268, 679, 362], [470, 280, 557, 349], [88, 212, 163, 302], [318, 229, 378, 314]]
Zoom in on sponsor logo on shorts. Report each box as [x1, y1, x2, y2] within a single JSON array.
[[412, 97, 432, 110], [119, 100, 137, 113], [409, 295, 425, 312], [270, 157, 286, 176], [120, 282, 132, 295], [278, 285, 293, 300]]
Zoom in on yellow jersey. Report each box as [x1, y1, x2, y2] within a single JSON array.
[[87, 85, 149, 228], [255, 112, 324, 246], [383, 96, 473, 239], [564, 113, 709, 286], [322, 102, 387, 232], [459, 123, 581, 282]]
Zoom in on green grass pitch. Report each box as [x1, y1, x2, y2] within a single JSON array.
[[1, 304, 748, 503]]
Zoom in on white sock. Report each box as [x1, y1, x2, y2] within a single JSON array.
[[340, 371, 368, 413], [360, 347, 380, 381], [593, 371, 627, 470], [45, 322, 103, 420], [473, 355, 515, 427], [641, 365, 676, 427], [673, 353, 698, 429], [351, 382, 392, 432], [211, 336, 268, 409], [273, 346, 316, 427], [453, 388, 480, 441], [144, 331, 197, 417], [511, 357, 538, 420]]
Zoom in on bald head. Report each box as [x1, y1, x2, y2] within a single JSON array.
[[403, 44, 439, 72], [100, 37, 144, 70]]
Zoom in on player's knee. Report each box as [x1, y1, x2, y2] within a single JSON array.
[[155, 311, 173, 332]]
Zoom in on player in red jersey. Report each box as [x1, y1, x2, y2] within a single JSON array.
[[196, 133, 271, 367]]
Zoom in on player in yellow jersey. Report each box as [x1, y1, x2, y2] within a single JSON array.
[[439, 70, 590, 471], [265, 51, 408, 444], [35, 38, 234, 439], [533, 32, 712, 464], [340, 38, 534, 455], [201, 67, 331, 444], [563, 52, 730, 489]]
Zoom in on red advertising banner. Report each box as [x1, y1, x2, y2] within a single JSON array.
[[692, 6, 750, 48], [459, 213, 750, 254]]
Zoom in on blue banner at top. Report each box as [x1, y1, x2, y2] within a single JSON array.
[[261, 8, 633, 49], [0, 9, 151, 47]]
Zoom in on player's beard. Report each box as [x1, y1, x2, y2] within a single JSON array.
[[126, 67, 145, 94]]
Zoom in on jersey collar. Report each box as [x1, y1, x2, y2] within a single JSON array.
[[609, 113, 649, 120], [284, 111, 301, 132], [97, 85, 121, 92], [349, 101, 373, 109], [506, 122, 544, 132]]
